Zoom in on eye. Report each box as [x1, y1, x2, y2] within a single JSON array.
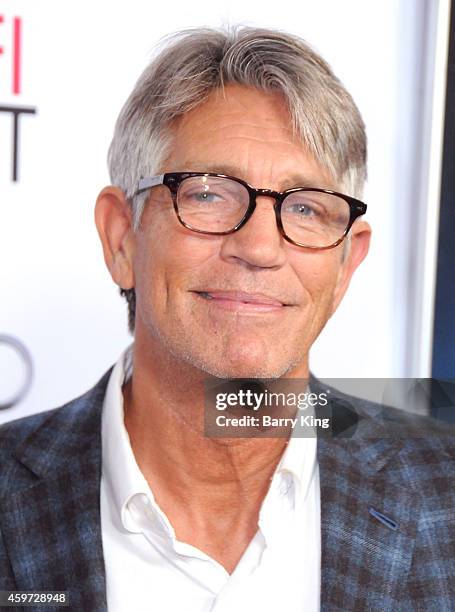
[[288, 203, 319, 217], [189, 190, 223, 203], [283, 198, 324, 220]]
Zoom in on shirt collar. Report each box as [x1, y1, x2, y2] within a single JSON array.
[[274, 428, 317, 509]]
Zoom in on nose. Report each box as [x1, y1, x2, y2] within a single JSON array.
[[219, 195, 286, 269]]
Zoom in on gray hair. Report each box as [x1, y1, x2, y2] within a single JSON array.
[[108, 26, 367, 333]]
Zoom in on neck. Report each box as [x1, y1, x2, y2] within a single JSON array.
[[123, 342, 289, 504], [122, 329, 309, 571]]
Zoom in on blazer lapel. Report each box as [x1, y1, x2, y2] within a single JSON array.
[[0, 371, 111, 612], [318, 434, 418, 611]]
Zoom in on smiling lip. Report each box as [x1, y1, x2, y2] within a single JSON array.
[[193, 290, 289, 312]]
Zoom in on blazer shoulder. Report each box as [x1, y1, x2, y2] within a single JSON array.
[[0, 367, 113, 495], [0, 406, 61, 452], [0, 367, 112, 446], [312, 375, 455, 460]]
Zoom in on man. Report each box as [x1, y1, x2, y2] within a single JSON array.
[[1, 26, 454, 612]]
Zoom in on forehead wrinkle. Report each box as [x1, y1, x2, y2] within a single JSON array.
[[186, 123, 297, 143], [175, 136, 328, 182], [218, 134, 297, 146]]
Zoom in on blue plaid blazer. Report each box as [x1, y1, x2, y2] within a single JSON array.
[[1, 369, 455, 611]]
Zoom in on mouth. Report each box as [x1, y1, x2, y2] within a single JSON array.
[[192, 290, 290, 313]]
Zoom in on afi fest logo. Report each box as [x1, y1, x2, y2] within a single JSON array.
[[0, 15, 36, 181], [0, 15, 35, 413]]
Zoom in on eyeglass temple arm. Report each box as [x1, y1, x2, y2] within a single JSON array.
[[137, 174, 165, 193]]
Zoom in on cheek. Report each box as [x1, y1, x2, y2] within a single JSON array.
[[291, 250, 343, 306], [134, 219, 222, 310]]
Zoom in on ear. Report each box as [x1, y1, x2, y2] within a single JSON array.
[[331, 220, 372, 315], [94, 186, 135, 290]]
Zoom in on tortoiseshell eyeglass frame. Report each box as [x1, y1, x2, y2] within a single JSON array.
[[135, 171, 367, 250]]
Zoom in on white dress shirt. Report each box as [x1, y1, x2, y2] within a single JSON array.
[[101, 349, 321, 611]]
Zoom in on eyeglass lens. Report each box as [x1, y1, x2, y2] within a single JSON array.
[[176, 175, 351, 247]]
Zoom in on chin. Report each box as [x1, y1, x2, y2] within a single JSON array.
[[187, 354, 298, 380], [153, 320, 305, 379]]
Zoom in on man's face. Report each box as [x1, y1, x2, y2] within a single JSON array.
[[130, 85, 369, 378]]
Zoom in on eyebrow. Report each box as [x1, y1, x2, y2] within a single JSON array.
[[181, 163, 323, 190]]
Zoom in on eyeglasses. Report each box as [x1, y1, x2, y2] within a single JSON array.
[[136, 172, 367, 250]]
